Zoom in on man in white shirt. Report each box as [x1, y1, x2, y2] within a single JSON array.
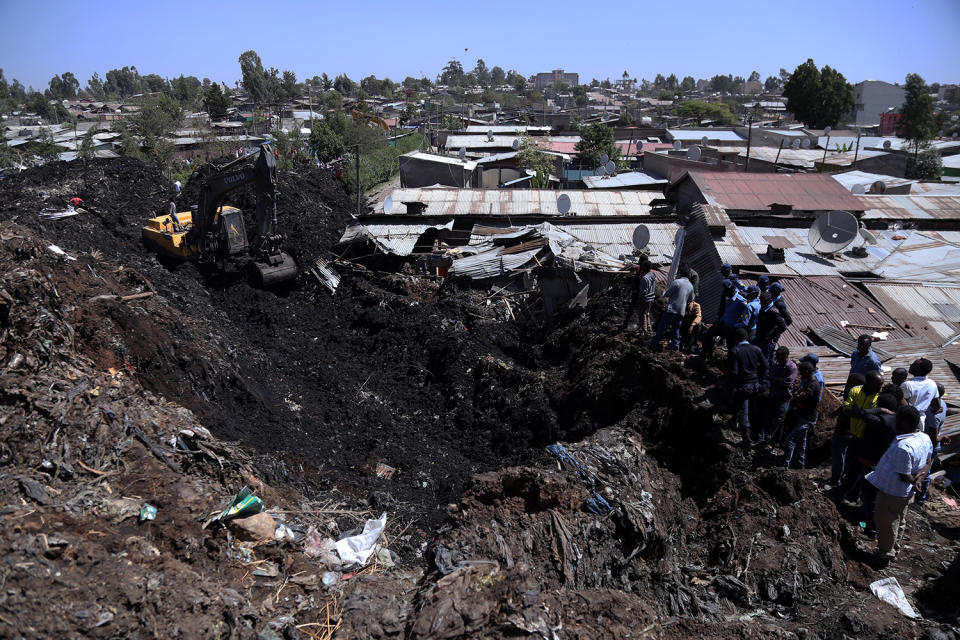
[[865, 405, 933, 562], [901, 358, 937, 427]]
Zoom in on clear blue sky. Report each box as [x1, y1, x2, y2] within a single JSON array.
[[1, 0, 958, 91]]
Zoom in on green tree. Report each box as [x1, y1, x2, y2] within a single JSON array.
[[238, 50, 268, 104], [748, 70, 760, 83], [764, 75, 782, 92], [678, 100, 736, 126], [710, 74, 734, 93], [680, 76, 696, 92], [171, 75, 201, 106], [320, 73, 333, 91], [77, 126, 96, 160], [490, 66, 505, 86], [441, 59, 465, 86], [141, 74, 169, 94], [333, 73, 355, 95], [47, 72, 80, 100], [516, 134, 554, 189], [473, 59, 490, 86], [666, 73, 678, 90], [104, 66, 142, 99], [575, 122, 617, 167], [309, 119, 345, 162], [899, 73, 937, 157], [85, 72, 105, 100], [281, 70, 299, 100], [906, 146, 942, 180], [782, 59, 853, 128], [129, 93, 183, 165], [572, 84, 588, 107], [203, 83, 230, 120]]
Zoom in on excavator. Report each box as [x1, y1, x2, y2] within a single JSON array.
[[142, 143, 298, 287]]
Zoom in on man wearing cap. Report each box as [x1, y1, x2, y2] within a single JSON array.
[[768, 282, 792, 327], [800, 353, 825, 394], [756, 274, 770, 295], [743, 286, 762, 340], [718, 265, 734, 316], [649, 265, 695, 351], [622, 258, 656, 335], [753, 292, 787, 362]]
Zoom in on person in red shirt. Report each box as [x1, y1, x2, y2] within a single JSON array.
[[69, 196, 83, 208]]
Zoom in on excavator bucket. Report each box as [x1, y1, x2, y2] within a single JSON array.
[[250, 251, 298, 287]]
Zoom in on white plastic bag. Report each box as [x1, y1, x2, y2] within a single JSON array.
[[335, 512, 387, 566]]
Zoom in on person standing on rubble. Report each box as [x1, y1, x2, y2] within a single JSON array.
[[69, 196, 83, 209], [800, 353, 825, 393], [834, 370, 884, 501], [682, 262, 700, 299], [729, 327, 768, 450], [753, 292, 787, 361], [622, 258, 656, 334], [849, 335, 882, 379], [761, 346, 796, 446], [865, 405, 932, 563], [680, 297, 702, 353], [902, 358, 937, 429], [827, 372, 866, 490], [743, 286, 762, 341], [853, 393, 899, 539], [781, 360, 822, 469], [702, 281, 747, 357], [649, 265, 695, 351], [768, 281, 792, 327]]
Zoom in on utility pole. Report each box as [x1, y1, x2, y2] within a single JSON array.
[[354, 145, 361, 215], [744, 111, 753, 172]]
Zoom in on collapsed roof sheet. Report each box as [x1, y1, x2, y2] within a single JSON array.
[[337, 221, 453, 256], [864, 282, 960, 344]]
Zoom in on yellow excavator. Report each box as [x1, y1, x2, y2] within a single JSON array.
[[142, 144, 297, 287]]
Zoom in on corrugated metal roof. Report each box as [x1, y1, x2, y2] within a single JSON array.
[[668, 129, 746, 142], [910, 182, 960, 195], [686, 171, 866, 212], [380, 188, 658, 216], [556, 222, 681, 263], [464, 125, 551, 134], [402, 151, 477, 170], [448, 248, 543, 279], [865, 230, 960, 282], [681, 204, 725, 322], [445, 135, 520, 149], [831, 170, 916, 192], [713, 146, 825, 169], [863, 283, 960, 344], [337, 221, 453, 256], [859, 194, 960, 221], [583, 171, 668, 189]]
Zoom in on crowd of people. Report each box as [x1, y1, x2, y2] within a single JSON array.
[[623, 260, 952, 564]]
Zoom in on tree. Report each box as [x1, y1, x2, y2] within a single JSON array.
[[575, 122, 617, 167], [666, 74, 678, 90], [171, 75, 201, 106], [239, 50, 268, 104], [681, 76, 696, 92], [440, 59, 465, 86], [490, 66, 505, 86], [654, 74, 666, 89], [572, 84, 588, 107], [764, 75, 782, 92], [516, 134, 553, 188], [203, 83, 230, 120], [899, 73, 937, 157], [333, 73, 355, 95], [710, 74, 734, 93], [320, 73, 333, 91], [748, 70, 760, 83], [129, 93, 183, 165], [104, 66, 142, 99], [906, 146, 942, 180], [281, 70, 299, 100], [77, 126, 96, 160], [141, 74, 169, 94], [47, 72, 79, 100], [782, 59, 853, 128], [678, 100, 737, 126], [473, 59, 490, 87]]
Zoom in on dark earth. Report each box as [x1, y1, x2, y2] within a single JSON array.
[[0, 157, 958, 639]]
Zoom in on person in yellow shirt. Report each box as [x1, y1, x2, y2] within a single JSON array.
[[833, 370, 883, 502]]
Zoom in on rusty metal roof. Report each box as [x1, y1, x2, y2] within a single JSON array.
[[686, 171, 866, 212], [381, 188, 658, 216], [858, 194, 960, 221], [863, 282, 960, 344], [865, 231, 960, 282]]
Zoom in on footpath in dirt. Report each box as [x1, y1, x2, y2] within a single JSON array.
[[0, 157, 958, 639]]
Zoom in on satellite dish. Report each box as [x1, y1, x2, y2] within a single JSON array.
[[938, 129, 944, 138], [632, 225, 650, 250], [883, 140, 892, 150], [600, 153, 609, 165], [701, 136, 709, 146], [859, 227, 878, 245], [687, 146, 702, 161], [605, 160, 616, 174], [487, 130, 494, 141], [596, 164, 607, 176], [801, 138, 811, 149], [458, 147, 466, 160], [824, 126, 832, 136], [383, 195, 393, 214], [808, 210, 859, 254], [851, 184, 866, 195], [511, 138, 520, 150], [871, 180, 887, 194], [557, 194, 571, 215], [672, 140, 682, 150], [791, 139, 801, 150]]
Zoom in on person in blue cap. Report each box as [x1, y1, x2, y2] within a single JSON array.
[[743, 286, 761, 340], [703, 282, 748, 356], [756, 274, 770, 295], [768, 281, 793, 327], [800, 353, 825, 394]]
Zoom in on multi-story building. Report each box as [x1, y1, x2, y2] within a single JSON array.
[[848, 80, 905, 127], [534, 69, 579, 91]]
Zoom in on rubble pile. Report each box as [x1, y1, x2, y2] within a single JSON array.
[[1, 158, 958, 638]]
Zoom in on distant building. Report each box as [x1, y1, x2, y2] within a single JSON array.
[[879, 111, 901, 136], [535, 69, 579, 91], [848, 80, 905, 127], [739, 80, 762, 95], [938, 84, 959, 103]]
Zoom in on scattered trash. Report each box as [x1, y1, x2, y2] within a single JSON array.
[[47, 244, 77, 261], [218, 486, 264, 522], [942, 496, 957, 508], [139, 504, 158, 522], [335, 512, 387, 567], [39, 208, 81, 220], [584, 492, 613, 515], [869, 577, 920, 618], [310, 257, 340, 293], [275, 524, 297, 541], [39, 459, 75, 480], [304, 529, 341, 567], [375, 463, 396, 480], [253, 561, 279, 577], [229, 512, 277, 541]]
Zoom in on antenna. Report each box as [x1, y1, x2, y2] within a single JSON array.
[[883, 140, 892, 150], [632, 224, 650, 250], [600, 153, 609, 165], [871, 180, 887, 194], [605, 160, 616, 174], [458, 147, 466, 160], [859, 227, 878, 245], [701, 136, 709, 146], [851, 184, 866, 195], [672, 140, 682, 151], [791, 139, 801, 150], [686, 146, 702, 161], [511, 138, 520, 150], [383, 195, 393, 214], [557, 194, 571, 215], [801, 138, 811, 149], [808, 210, 859, 255]]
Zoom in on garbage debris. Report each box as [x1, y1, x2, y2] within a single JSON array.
[[335, 512, 387, 567], [375, 462, 396, 479], [228, 512, 277, 541], [216, 486, 264, 522], [139, 504, 158, 522], [869, 577, 920, 618], [46, 244, 76, 260], [39, 208, 82, 220]]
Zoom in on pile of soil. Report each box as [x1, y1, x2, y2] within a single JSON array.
[[2, 158, 959, 638]]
